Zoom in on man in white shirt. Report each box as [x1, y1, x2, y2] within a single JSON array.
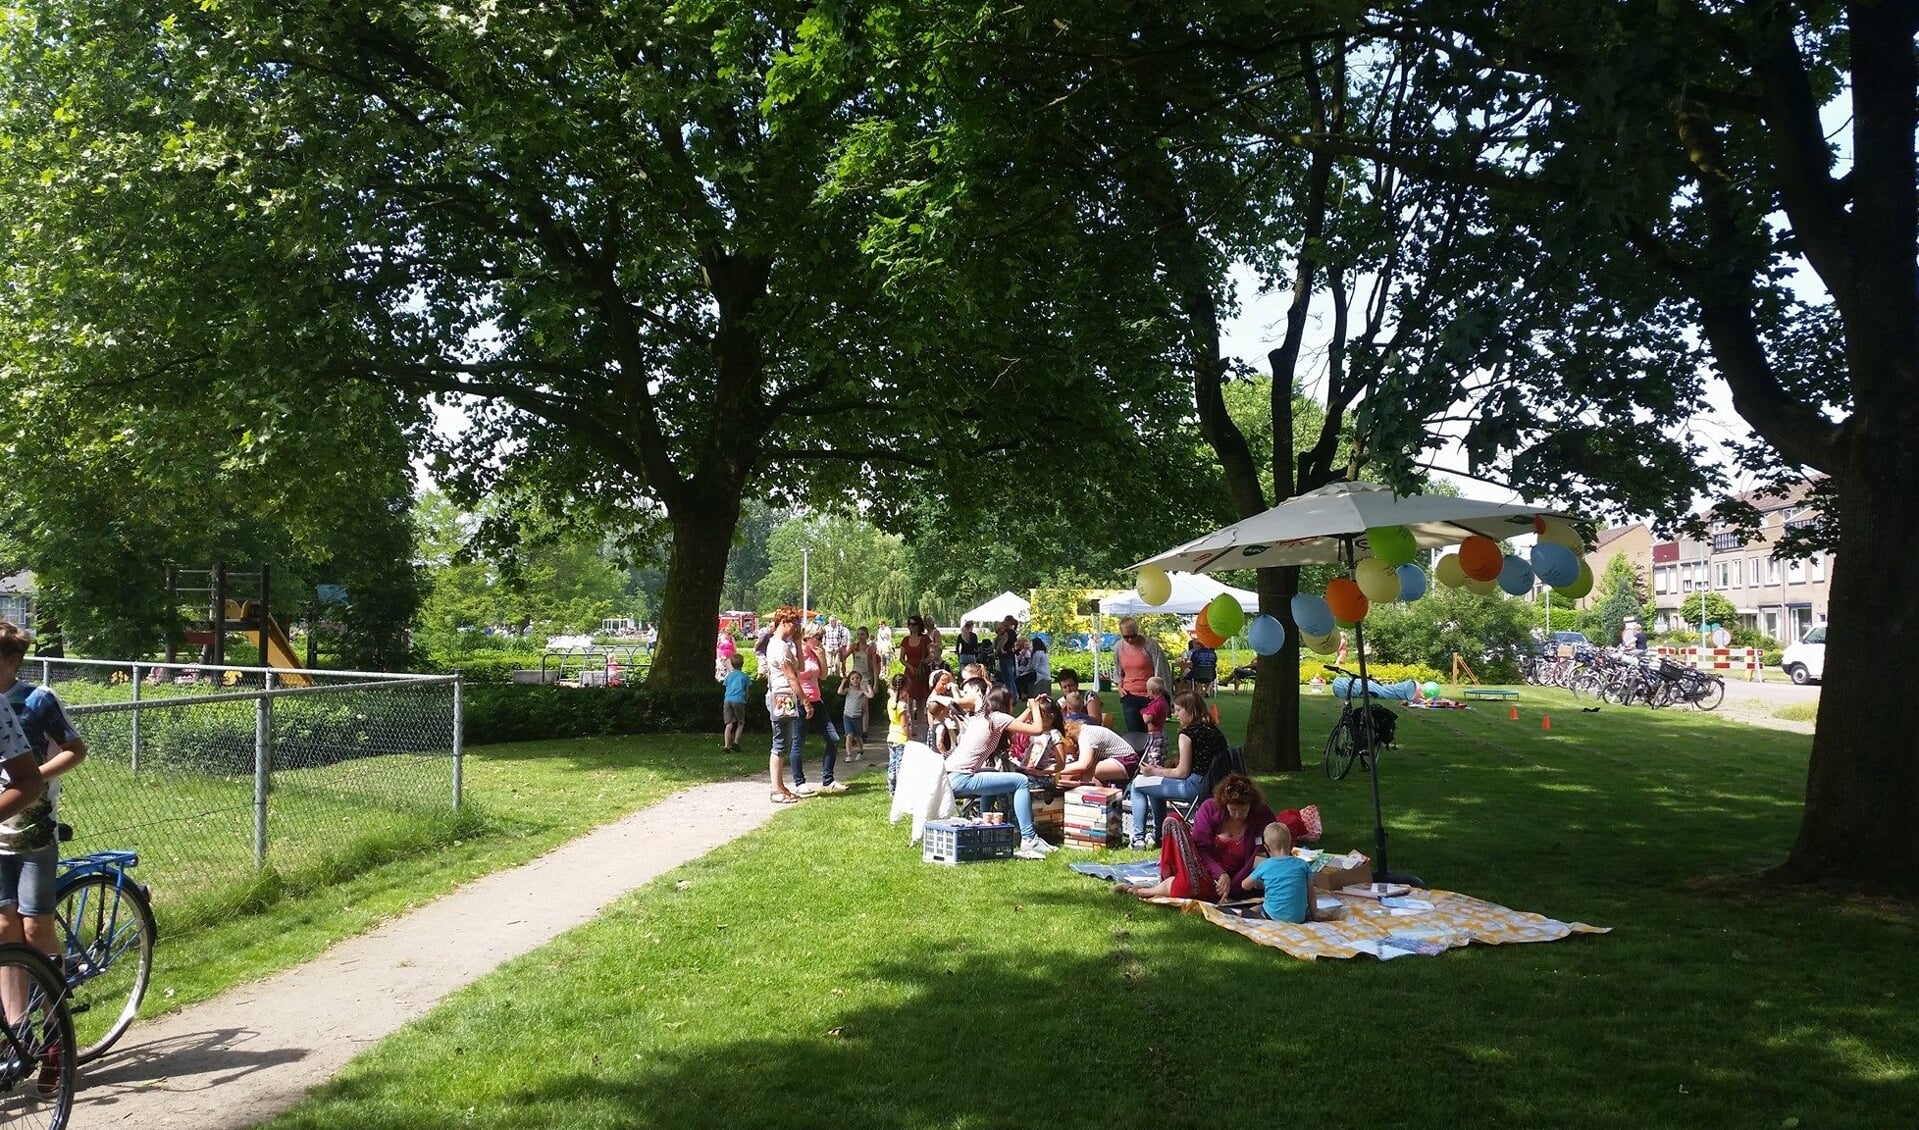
[[825, 617, 850, 669], [875, 620, 894, 663]]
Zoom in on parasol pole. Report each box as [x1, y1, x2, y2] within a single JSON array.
[[1344, 534, 1415, 888]]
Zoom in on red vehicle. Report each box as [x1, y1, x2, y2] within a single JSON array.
[[718, 610, 759, 638]]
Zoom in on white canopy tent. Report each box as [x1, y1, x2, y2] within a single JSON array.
[[958, 591, 1030, 626], [1101, 572, 1260, 617]]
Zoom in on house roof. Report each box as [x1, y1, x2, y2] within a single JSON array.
[[1593, 524, 1646, 551], [0, 572, 34, 596]]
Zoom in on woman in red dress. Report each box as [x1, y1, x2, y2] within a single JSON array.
[[899, 614, 932, 739], [1121, 773, 1274, 903]]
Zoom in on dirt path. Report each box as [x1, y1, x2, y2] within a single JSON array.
[[75, 759, 878, 1128]]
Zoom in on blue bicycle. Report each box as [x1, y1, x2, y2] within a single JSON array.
[[53, 851, 155, 1065]]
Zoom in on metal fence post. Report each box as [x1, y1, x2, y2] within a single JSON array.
[[254, 679, 272, 870], [130, 663, 142, 774], [452, 676, 465, 811]]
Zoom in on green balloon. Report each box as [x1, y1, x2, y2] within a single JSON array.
[[1366, 525, 1419, 567], [1207, 592, 1245, 637]]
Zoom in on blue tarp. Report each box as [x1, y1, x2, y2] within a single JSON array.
[[1331, 676, 1420, 701]]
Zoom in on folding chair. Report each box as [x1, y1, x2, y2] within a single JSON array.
[[1166, 744, 1246, 825]]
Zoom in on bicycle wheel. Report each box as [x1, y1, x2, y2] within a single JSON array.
[[0, 941, 74, 1130], [1323, 719, 1357, 781], [54, 874, 155, 1065], [1691, 676, 1726, 711]]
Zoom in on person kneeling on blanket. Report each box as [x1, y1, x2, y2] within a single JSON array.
[[1120, 773, 1271, 903], [1241, 824, 1371, 922]]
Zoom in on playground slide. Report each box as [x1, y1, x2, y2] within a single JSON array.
[[225, 600, 313, 687]]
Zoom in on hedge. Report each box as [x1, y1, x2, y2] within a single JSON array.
[[459, 678, 895, 746], [1298, 661, 1446, 687]]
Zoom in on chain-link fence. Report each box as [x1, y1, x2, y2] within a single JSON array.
[[34, 658, 463, 931]]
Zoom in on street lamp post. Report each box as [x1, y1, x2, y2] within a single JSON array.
[[802, 547, 811, 617]]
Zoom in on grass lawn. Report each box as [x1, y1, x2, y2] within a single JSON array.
[[262, 690, 1919, 1129], [120, 735, 747, 1032]]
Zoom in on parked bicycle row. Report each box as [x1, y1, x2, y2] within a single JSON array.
[[1523, 647, 1725, 710]]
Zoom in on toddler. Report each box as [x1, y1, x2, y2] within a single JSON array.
[[1139, 677, 1172, 767], [1245, 824, 1315, 922], [841, 671, 870, 761], [925, 697, 959, 756], [720, 654, 748, 753], [885, 673, 911, 794]]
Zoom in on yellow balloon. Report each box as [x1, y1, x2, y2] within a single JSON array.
[[1355, 558, 1402, 603], [1466, 577, 1499, 595], [1539, 520, 1585, 552], [1301, 629, 1338, 655], [1558, 559, 1595, 599], [1137, 566, 1172, 606], [1435, 553, 1468, 588]]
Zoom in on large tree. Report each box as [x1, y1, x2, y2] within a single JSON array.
[[1289, 1, 1912, 891], [0, 0, 1190, 686]]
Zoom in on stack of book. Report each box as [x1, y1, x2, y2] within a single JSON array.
[[1030, 791, 1066, 844], [1063, 785, 1123, 849]]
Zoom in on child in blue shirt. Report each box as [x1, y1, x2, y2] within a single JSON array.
[[1245, 823, 1315, 922], [721, 654, 749, 753]]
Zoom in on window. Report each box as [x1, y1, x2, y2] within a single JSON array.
[[1654, 567, 1671, 595], [1788, 558, 1806, 582], [1715, 562, 1732, 588], [1810, 555, 1825, 582], [1748, 556, 1761, 585], [1765, 557, 1781, 584], [1711, 532, 1740, 552]]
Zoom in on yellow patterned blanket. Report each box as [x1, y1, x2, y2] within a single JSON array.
[[1151, 887, 1609, 961]]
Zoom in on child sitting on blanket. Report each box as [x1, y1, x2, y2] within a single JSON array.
[[1244, 825, 1375, 922]]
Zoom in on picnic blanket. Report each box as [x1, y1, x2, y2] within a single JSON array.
[[1075, 861, 1607, 960]]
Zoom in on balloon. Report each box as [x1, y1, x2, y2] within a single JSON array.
[[1538, 519, 1585, 551], [1247, 614, 1285, 656], [1498, 554, 1535, 596], [1466, 577, 1499, 595], [1301, 629, 1337, 655], [1355, 558, 1403, 603], [1194, 606, 1226, 649], [1290, 594, 1335, 637], [1207, 592, 1245, 637], [1423, 680, 1442, 700], [1458, 536, 1503, 582], [1530, 542, 1580, 587], [1396, 563, 1428, 602], [1434, 553, 1468, 588], [1325, 578, 1370, 624], [1365, 525, 1419, 567], [1137, 566, 1172, 607], [1559, 559, 1595, 600]]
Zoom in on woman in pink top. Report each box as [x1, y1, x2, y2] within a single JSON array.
[[1121, 773, 1274, 903], [795, 626, 844, 794]]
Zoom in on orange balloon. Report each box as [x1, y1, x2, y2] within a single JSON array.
[[1458, 535, 1503, 582], [1324, 578, 1370, 624], [1194, 606, 1226, 648]]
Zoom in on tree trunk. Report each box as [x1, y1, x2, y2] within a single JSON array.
[[1241, 565, 1302, 772], [647, 488, 744, 689], [1774, 444, 1919, 894]]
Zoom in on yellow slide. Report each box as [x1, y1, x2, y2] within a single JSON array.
[[225, 600, 313, 687]]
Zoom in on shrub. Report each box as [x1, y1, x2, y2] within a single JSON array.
[[460, 679, 892, 745], [1298, 661, 1445, 687]]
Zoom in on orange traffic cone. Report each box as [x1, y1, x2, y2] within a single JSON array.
[[1508, 705, 1519, 721], [1541, 715, 1552, 731]]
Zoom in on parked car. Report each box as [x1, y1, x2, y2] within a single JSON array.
[[1539, 630, 1591, 654], [1780, 625, 1826, 685]]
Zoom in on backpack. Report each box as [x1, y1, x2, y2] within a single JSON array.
[[1366, 704, 1398, 748]]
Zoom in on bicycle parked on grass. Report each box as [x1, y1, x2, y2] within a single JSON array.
[[52, 849, 155, 1065], [0, 940, 74, 1129], [1322, 666, 1395, 781]]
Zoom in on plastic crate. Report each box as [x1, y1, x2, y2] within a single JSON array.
[[923, 819, 1020, 865]]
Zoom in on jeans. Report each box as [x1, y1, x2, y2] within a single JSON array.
[[798, 705, 840, 786], [1120, 693, 1151, 735], [887, 743, 906, 795], [947, 771, 1037, 840], [1128, 774, 1206, 840], [768, 698, 805, 787], [998, 656, 1020, 697]]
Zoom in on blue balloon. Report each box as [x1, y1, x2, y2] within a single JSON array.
[[1529, 541, 1580, 588], [1247, 614, 1285, 656], [1396, 563, 1428, 602], [1290, 594, 1335, 637], [1497, 554, 1535, 596]]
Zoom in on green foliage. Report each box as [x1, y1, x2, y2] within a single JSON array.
[[460, 680, 890, 746], [1360, 581, 1538, 683], [1588, 553, 1652, 652], [760, 514, 916, 625], [1677, 592, 1739, 628], [1299, 661, 1444, 687]]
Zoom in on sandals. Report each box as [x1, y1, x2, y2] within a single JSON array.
[[770, 791, 801, 805]]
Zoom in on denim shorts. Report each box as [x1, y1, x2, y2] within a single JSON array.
[[0, 846, 58, 917], [842, 716, 866, 739]]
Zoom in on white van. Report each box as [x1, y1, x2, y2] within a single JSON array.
[[1780, 625, 1826, 685]]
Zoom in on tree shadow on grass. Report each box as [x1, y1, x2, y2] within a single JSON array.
[[290, 927, 1919, 1130]]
